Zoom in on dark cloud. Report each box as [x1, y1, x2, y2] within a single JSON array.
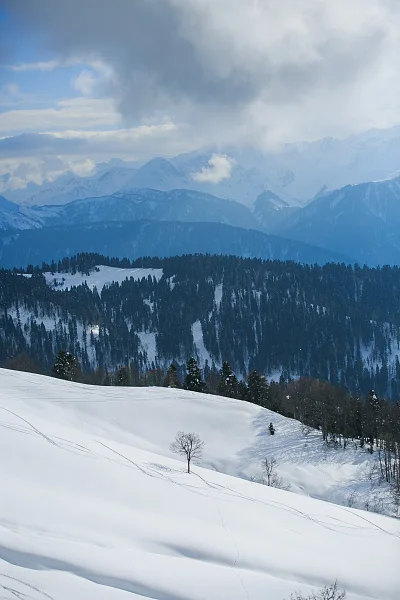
[[2, 0, 400, 145], [0, 133, 86, 157]]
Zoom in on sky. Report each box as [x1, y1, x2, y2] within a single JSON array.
[[0, 0, 400, 189]]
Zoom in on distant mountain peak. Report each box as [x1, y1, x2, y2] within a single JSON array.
[[0, 194, 19, 214], [137, 157, 183, 176], [254, 190, 289, 209]]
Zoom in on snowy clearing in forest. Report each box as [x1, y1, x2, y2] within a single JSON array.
[[42, 265, 164, 291]]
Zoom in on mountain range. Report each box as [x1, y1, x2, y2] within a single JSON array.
[[277, 176, 400, 265], [0, 221, 349, 269], [2, 172, 400, 266], [3, 126, 400, 207]]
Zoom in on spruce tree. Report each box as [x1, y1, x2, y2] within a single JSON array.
[[185, 357, 205, 392], [52, 350, 79, 381], [115, 365, 130, 386], [164, 363, 180, 388], [103, 369, 113, 386], [247, 371, 270, 407], [217, 360, 239, 398]]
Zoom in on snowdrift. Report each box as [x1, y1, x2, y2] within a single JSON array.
[[0, 368, 399, 600]]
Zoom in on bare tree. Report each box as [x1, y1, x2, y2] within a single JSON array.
[[170, 431, 204, 473], [261, 457, 290, 490], [288, 581, 346, 600], [264, 457, 278, 486]]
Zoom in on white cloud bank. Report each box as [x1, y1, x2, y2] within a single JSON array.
[[1, 0, 400, 188], [4, 0, 400, 146], [191, 154, 233, 183]]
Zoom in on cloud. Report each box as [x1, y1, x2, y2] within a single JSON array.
[[9, 59, 71, 72], [2, 0, 400, 147], [0, 123, 179, 158], [0, 121, 189, 190], [0, 155, 96, 191], [2, 82, 19, 95], [192, 154, 233, 183], [72, 70, 98, 97], [0, 97, 120, 134]]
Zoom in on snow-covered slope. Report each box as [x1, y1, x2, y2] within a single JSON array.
[[43, 266, 164, 291], [0, 369, 398, 600], [278, 175, 400, 265], [5, 167, 137, 207], [251, 190, 298, 233], [4, 125, 400, 207], [0, 195, 44, 231]]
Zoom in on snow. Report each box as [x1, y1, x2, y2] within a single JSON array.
[[192, 320, 213, 365], [42, 266, 164, 292], [214, 283, 223, 306], [137, 331, 157, 364], [0, 368, 399, 600]]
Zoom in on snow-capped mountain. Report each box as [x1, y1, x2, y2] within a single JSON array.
[[125, 157, 189, 190], [5, 166, 137, 207], [170, 125, 400, 203], [0, 368, 398, 600], [0, 194, 44, 230], [4, 125, 400, 208], [41, 188, 266, 231], [251, 190, 298, 233], [278, 175, 400, 265]]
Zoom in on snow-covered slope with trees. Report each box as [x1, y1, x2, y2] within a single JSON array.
[[0, 368, 399, 600], [43, 266, 164, 291]]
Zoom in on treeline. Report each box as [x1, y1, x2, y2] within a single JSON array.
[[12, 251, 162, 276], [2, 253, 400, 398], [5, 346, 400, 505], [47, 349, 400, 502]]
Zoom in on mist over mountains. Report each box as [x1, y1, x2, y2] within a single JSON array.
[[3, 126, 400, 207], [1, 126, 400, 268]]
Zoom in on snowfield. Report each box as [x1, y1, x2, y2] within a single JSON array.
[[43, 266, 164, 291], [0, 369, 399, 600]]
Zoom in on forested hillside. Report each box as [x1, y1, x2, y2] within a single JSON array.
[[1, 253, 400, 398]]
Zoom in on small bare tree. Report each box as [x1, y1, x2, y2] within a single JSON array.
[[264, 457, 278, 486], [170, 431, 204, 473], [262, 457, 290, 490], [289, 581, 346, 600]]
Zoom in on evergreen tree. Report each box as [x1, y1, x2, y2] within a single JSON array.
[[115, 365, 130, 386], [103, 369, 113, 386], [247, 371, 270, 407], [164, 363, 180, 388], [237, 379, 249, 401], [217, 360, 239, 398], [185, 357, 205, 392], [52, 350, 79, 381]]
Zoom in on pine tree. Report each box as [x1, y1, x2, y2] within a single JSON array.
[[52, 350, 79, 381], [103, 369, 113, 386], [217, 360, 239, 398], [164, 363, 180, 388], [185, 357, 205, 392], [247, 371, 270, 407], [115, 365, 130, 386]]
